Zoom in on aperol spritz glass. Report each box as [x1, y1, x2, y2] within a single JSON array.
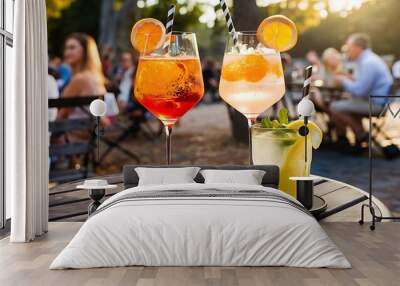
[[135, 32, 204, 164], [219, 32, 285, 164]]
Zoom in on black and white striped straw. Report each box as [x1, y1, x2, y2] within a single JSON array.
[[303, 65, 313, 98], [302, 65, 313, 163], [219, 0, 238, 47], [163, 4, 176, 51]]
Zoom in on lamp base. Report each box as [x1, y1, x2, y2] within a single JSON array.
[[88, 189, 105, 215], [290, 176, 317, 210]]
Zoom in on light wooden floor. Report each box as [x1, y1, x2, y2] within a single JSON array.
[[0, 222, 399, 286]]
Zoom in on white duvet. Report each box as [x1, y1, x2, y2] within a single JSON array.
[[50, 183, 350, 269]]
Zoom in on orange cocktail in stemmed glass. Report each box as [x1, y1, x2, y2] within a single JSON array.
[[131, 19, 204, 164], [135, 56, 204, 127]]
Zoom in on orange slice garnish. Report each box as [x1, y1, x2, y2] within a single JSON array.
[[256, 15, 298, 52], [222, 54, 276, 82], [243, 54, 269, 82], [271, 62, 283, 77], [130, 18, 166, 54], [221, 59, 244, 81], [136, 58, 188, 96]]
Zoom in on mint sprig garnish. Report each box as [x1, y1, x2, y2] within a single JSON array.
[[261, 117, 273, 128], [272, 120, 285, 128], [261, 108, 289, 129], [278, 108, 289, 125], [258, 108, 297, 148], [259, 108, 296, 147]]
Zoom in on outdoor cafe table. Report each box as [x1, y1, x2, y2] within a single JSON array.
[[49, 174, 391, 222]]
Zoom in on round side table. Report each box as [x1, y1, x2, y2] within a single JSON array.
[[77, 183, 117, 215]]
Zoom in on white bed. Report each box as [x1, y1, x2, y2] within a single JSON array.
[[50, 183, 350, 269]]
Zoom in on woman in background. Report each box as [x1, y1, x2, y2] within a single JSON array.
[[55, 33, 109, 170], [310, 48, 348, 127], [321, 48, 346, 87], [312, 47, 349, 105], [57, 33, 107, 120], [305, 50, 324, 81]]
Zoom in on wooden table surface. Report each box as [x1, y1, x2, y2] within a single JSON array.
[[1, 222, 399, 286]]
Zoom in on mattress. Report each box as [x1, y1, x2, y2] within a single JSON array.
[[50, 183, 350, 269]]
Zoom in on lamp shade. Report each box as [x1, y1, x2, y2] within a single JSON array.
[[89, 99, 107, 117], [297, 98, 315, 117]]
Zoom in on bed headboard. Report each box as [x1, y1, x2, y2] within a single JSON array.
[[123, 165, 280, 189]]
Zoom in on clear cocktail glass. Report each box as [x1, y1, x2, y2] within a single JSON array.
[[219, 32, 285, 164], [134, 32, 204, 164]]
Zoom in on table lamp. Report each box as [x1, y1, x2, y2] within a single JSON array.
[[89, 99, 106, 163], [76, 99, 117, 215]]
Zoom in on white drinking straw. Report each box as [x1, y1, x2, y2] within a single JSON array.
[[219, 0, 238, 47], [163, 4, 176, 51]]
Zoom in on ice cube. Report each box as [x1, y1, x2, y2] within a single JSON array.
[[238, 43, 248, 54], [247, 47, 255, 54], [255, 43, 276, 54], [256, 43, 264, 50]]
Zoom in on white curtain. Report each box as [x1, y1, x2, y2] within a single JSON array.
[[7, 0, 49, 242]]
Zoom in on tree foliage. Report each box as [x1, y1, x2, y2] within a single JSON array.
[[46, 0, 73, 18], [349, 0, 400, 56], [138, 1, 203, 31], [47, 0, 101, 55], [263, 0, 323, 32], [98, 0, 138, 56], [46, 0, 400, 58], [293, 0, 400, 57], [47, 0, 206, 55]]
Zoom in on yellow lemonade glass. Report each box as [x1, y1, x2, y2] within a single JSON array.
[[252, 120, 322, 197]]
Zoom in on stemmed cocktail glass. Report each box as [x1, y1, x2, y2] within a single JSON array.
[[134, 32, 204, 164], [219, 32, 286, 164]]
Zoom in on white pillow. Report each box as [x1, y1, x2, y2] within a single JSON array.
[[135, 167, 200, 186], [200, 169, 266, 185]]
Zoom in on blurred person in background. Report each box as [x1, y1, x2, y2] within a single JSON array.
[[331, 33, 393, 150], [57, 33, 107, 121], [49, 54, 72, 92], [56, 33, 110, 169], [340, 44, 357, 77], [392, 58, 400, 79], [202, 58, 219, 103], [48, 73, 59, 122], [281, 53, 293, 86], [113, 52, 135, 110], [48, 72, 59, 169], [101, 46, 114, 79], [321, 48, 347, 87], [310, 48, 349, 118], [392, 58, 400, 95], [306, 50, 324, 80]]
